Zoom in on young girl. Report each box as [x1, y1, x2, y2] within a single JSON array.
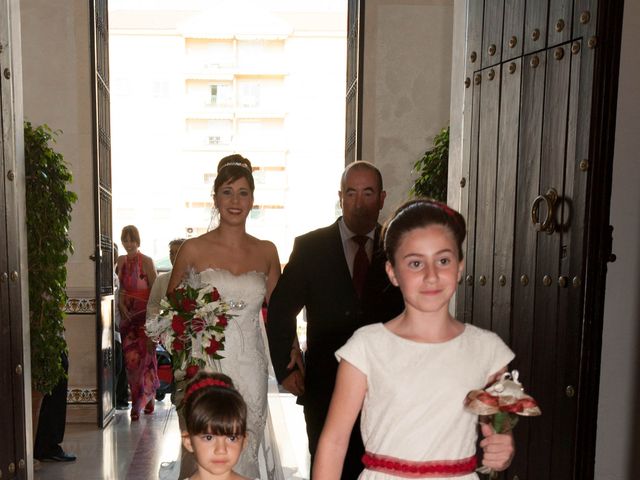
[[313, 199, 515, 479], [181, 372, 254, 480]]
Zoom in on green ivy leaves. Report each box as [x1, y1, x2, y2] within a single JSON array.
[[24, 122, 78, 394], [411, 126, 449, 202]]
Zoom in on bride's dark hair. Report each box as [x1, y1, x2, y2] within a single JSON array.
[[214, 154, 254, 194]]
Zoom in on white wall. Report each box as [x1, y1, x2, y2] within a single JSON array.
[[20, 0, 98, 410], [20, 0, 94, 291], [595, 1, 640, 477], [362, 0, 454, 219]]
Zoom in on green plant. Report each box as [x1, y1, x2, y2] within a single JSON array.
[[24, 122, 78, 394], [411, 126, 449, 201]]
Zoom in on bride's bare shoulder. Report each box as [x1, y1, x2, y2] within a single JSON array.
[[175, 237, 207, 258], [248, 235, 277, 254]]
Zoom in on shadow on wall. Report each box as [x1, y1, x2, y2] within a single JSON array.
[[629, 258, 640, 475]]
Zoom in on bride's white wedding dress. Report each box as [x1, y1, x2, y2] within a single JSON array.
[[198, 268, 280, 480]]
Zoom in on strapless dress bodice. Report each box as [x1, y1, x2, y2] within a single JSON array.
[[194, 268, 269, 479]]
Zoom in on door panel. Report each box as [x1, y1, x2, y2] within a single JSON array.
[[345, 0, 363, 163], [457, 0, 484, 320], [1, 2, 28, 475], [524, 0, 548, 54], [461, 71, 482, 324], [526, 41, 572, 479], [472, 65, 501, 330], [502, 0, 524, 62], [547, 0, 573, 47], [461, 1, 622, 478], [481, 0, 504, 69], [492, 58, 520, 342], [91, 0, 115, 428], [509, 50, 546, 477]]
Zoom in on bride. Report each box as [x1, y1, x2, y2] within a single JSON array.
[[167, 154, 297, 479]]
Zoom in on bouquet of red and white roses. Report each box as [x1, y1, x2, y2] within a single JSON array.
[[146, 273, 232, 381], [464, 370, 541, 476]]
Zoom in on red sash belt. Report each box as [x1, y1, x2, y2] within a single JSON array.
[[362, 452, 477, 478]]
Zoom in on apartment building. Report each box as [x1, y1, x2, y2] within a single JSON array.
[[110, 1, 347, 264]]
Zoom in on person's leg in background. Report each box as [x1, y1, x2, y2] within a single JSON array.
[[114, 338, 129, 409], [34, 351, 76, 462]]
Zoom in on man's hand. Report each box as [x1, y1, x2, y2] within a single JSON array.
[[479, 423, 514, 471], [281, 370, 305, 396], [286, 347, 305, 376]]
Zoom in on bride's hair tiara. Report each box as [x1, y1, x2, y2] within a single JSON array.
[[184, 378, 230, 403], [219, 161, 252, 172]]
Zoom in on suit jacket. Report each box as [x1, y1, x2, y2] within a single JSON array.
[[267, 219, 404, 407]]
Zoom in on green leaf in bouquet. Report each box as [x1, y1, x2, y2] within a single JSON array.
[[492, 411, 519, 434]]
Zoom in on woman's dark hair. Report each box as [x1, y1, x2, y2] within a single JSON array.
[[213, 154, 254, 194], [182, 372, 247, 437], [382, 198, 466, 264], [121, 225, 141, 245]]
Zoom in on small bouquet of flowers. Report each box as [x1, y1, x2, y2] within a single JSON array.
[[464, 370, 541, 476], [145, 272, 232, 382]]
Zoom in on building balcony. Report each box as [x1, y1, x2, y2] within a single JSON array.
[[184, 64, 287, 80]]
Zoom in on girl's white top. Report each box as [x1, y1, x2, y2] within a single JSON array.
[[336, 323, 515, 479]]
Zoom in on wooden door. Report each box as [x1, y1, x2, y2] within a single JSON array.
[[91, 0, 115, 428], [345, 0, 364, 164], [1, 0, 29, 476], [458, 1, 623, 478]]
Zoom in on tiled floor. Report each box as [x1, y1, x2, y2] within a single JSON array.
[[35, 393, 309, 480]]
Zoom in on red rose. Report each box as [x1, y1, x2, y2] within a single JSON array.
[[172, 339, 184, 351], [206, 339, 220, 354], [501, 402, 524, 413], [186, 364, 199, 378], [211, 288, 220, 301], [172, 315, 186, 336], [216, 315, 228, 327], [191, 317, 206, 332], [476, 391, 500, 407], [181, 297, 197, 312]]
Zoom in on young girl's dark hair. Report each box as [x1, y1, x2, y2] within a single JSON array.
[[182, 372, 247, 437], [213, 154, 255, 194], [383, 198, 467, 264]]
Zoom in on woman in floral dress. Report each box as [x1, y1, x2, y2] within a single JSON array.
[[117, 225, 159, 420]]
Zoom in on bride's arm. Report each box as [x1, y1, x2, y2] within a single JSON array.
[[263, 241, 305, 376], [264, 240, 281, 303]]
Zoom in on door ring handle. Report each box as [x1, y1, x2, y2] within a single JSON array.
[[531, 188, 558, 234]]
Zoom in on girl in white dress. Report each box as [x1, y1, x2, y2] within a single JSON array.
[[313, 199, 515, 479], [180, 372, 256, 480]]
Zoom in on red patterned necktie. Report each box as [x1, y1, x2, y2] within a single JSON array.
[[352, 235, 370, 298]]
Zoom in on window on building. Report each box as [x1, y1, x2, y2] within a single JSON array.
[[209, 83, 232, 106], [152, 81, 170, 97], [207, 119, 233, 145], [239, 82, 260, 107], [207, 40, 234, 68]]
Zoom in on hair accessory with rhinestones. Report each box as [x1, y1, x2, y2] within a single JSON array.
[[184, 378, 230, 403], [219, 161, 251, 172]]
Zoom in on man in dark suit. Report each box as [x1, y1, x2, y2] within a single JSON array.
[[267, 161, 404, 479]]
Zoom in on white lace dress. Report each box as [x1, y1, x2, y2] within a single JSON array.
[[197, 268, 280, 480]]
